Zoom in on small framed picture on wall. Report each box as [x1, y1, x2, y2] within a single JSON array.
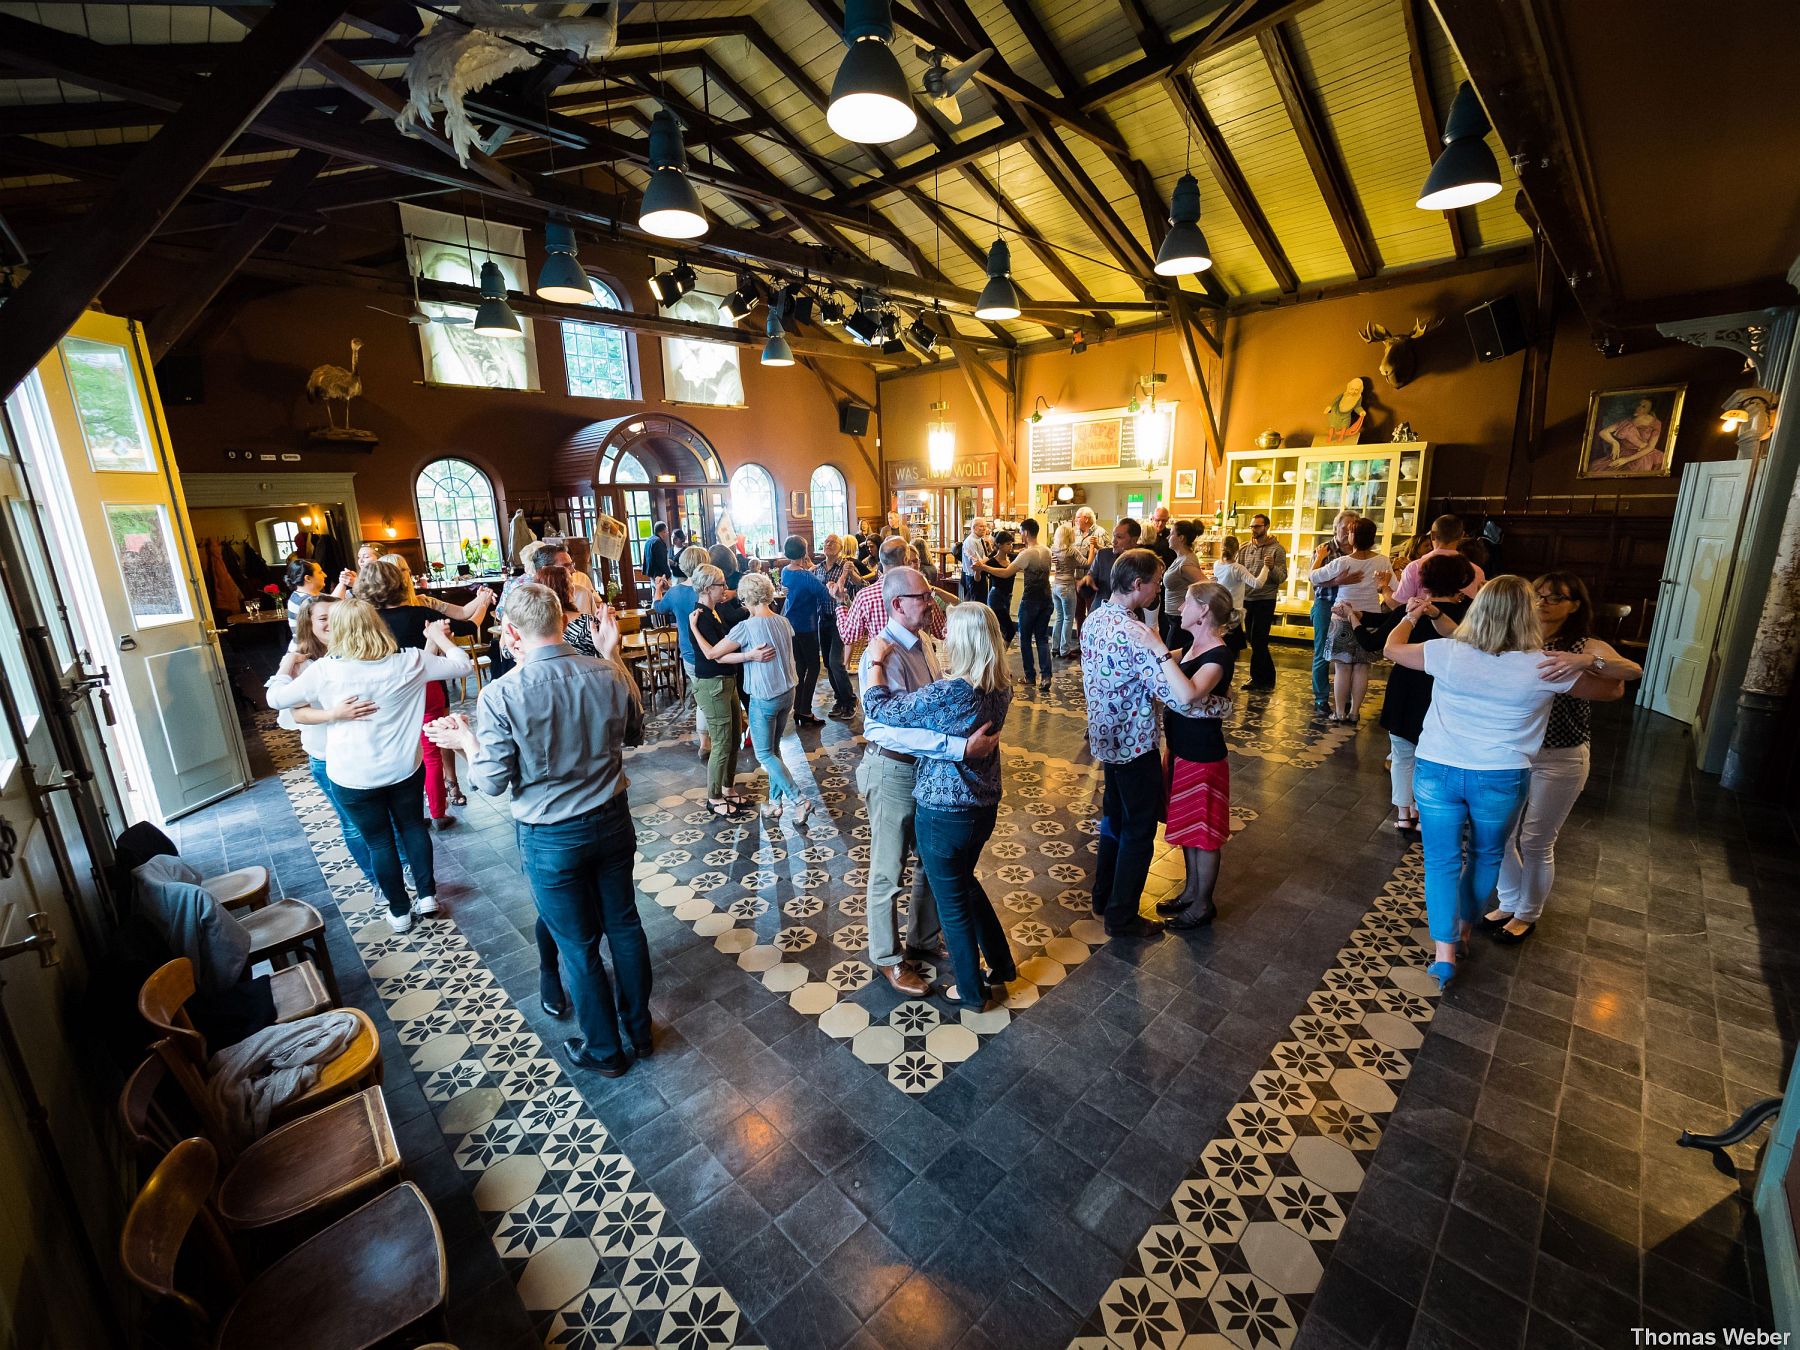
[[1175, 469, 1198, 498], [1579, 384, 1685, 478], [789, 490, 809, 517]]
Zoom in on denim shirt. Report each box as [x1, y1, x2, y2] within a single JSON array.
[[863, 677, 1011, 809]]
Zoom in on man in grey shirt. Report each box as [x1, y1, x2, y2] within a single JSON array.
[[960, 518, 990, 601], [428, 583, 648, 1078], [1238, 513, 1289, 690]]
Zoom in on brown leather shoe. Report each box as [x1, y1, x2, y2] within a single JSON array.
[[881, 962, 929, 996], [905, 938, 950, 963]]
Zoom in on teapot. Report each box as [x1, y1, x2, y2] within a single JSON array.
[[1255, 428, 1283, 450]]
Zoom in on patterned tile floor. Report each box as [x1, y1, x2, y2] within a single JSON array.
[[187, 644, 1794, 1350]]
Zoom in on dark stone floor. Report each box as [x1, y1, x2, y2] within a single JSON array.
[[184, 643, 1796, 1350]]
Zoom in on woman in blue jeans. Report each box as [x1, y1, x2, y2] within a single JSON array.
[[1384, 575, 1621, 988], [863, 603, 1016, 1010]]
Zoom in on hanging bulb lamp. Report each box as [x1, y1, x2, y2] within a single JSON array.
[[761, 309, 795, 366], [473, 260, 522, 338], [1153, 173, 1213, 276], [1136, 405, 1170, 466], [1416, 81, 1503, 211], [827, 0, 917, 144], [536, 220, 595, 304], [639, 109, 708, 239], [974, 237, 1022, 321], [927, 401, 955, 472]]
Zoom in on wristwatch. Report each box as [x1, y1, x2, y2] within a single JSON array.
[[1590, 654, 1607, 674]]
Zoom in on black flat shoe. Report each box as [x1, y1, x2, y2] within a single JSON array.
[[1154, 896, 1192, 917], [1167, 901, 1217, 931], [541, 997, 570, 1020], [795, 714, 825, 727], [827, 705, 854, 720], [1106, 916, 1165, 940], [562, 1039, 630, 1077], [1491, 922, 1536, 945], [1477, 912, 1511, 933], [632, 1036, 654, 1059]]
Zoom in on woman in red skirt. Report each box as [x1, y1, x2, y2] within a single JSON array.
[[1129, 581, 1236, 930]]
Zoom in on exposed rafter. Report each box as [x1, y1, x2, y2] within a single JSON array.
[[1398, 0, 1467, 259]]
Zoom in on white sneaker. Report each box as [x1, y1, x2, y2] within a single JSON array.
[[415, 895, 440, 916], [388, 908, 415, 934]]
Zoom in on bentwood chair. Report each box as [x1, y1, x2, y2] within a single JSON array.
[[121, 1138, 446, 1350], [640, 625, 685, 705], [120, 1052, 401, 1234]]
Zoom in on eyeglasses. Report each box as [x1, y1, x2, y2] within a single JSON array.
[[1535, 593, 1572, 605], [894, 592, 931, 603]]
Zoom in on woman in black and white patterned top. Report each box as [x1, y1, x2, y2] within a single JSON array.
[[1481, 571, 1642, 944]]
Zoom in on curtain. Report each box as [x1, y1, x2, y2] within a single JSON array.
[[398, 203, 541, 391]]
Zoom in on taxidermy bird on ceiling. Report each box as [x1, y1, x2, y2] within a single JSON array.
[[397, 0, 618, 167]]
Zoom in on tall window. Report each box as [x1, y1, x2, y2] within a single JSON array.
[[728, 463, 778, 560], [562, 277, 635, 400], [809, 466, 849, 543], [270, 520, 300, 558], [415, 457, 501, 572]]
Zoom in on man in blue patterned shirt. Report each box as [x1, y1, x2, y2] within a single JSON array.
[[1081, 549, 1210, 939]]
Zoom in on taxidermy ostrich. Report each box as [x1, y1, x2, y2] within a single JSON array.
[[306, 338, 364, 430], [397, 0, 618, 167]]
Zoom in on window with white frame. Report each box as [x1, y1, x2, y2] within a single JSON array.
[[809, 465, 849, 543], [415, 457, 502, 573], [271, 521, 300, 558], [727, 463, 779, 560], [562, 277, 635, 400]]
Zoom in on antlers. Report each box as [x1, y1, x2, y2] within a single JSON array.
[[1408, 317, 1443, 339], [1357, 322, 1390, 344], [1361, 318, 1441, 345]]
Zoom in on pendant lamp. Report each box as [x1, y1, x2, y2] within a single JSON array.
[[639, 109, 708, 239], [536, 220, 595, 304], [828, 0, 917, 144], [761, 309, 795, 366], [974, 237, 1022, 321], [1416, 82, 1503, 211], [472, 261, 522, 338], [927, 401, 955, 472], [1153, 173, 1213, 276]]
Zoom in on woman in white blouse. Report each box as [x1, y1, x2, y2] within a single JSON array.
[[1312, 517, 1393, 723], [268, 598, 471, 932], [1206, 536, 1267, 654]]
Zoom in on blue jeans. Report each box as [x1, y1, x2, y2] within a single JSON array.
[[1051, 590, 1074, 654], [309, 755, 379, 886], [1414, 759, 1531, 946], [915, 804, 1017, 1005], [517, 797, 650, 1059], [748, 690, 799, 804], [332, 764, 436, 916], [1018, 594, 1052, 683], [819, 618, 854, 709], [1310, 593, 1334, 703]]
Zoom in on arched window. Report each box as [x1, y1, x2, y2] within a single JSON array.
[[809, 466, 849, 543], [415, 457, 502, 572], [727, 463, 779, 560], [561, 277, 635, 400]]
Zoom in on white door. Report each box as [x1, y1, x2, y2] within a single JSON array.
[[9, 311, 249, 822], [1639, 460, 1750, 724]]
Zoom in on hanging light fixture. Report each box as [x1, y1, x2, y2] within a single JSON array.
[[1154, 173, 1213, 276], [536, 220, 596, 304], [761, 307, 795, 366], [906, 316, 939, 354], [928, 400, 955, 472], [1029, 396, 1055, 425], [473, 260, 522, 338], [1135, 373, 1170, 467], [1416, 81, 1503, 211], [639, 108, 708, 239], [648, 261, 697, 306], [827, 0, 917, 144], [974, 237, 1022, 321], [845, 294, 884, 345], [719, 274, 763, 325]]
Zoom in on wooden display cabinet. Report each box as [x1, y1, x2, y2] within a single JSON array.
[[1220, 442, 1432, 635]]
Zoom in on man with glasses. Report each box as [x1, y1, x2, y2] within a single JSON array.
[[855, 566, 998, 994], [832, 534, 953, 647]]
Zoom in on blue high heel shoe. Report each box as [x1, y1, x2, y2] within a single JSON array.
[[1427, 960, 1457, 991]]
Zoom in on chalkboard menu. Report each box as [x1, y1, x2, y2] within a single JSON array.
[[1029, 414, 1152, 474]]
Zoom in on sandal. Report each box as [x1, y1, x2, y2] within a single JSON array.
[[447, 787, 468, 806], [707, 798, 739, 818]]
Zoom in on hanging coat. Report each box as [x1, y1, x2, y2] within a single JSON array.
[[203, 538, 243, 613], [508, 509, 537, 565]]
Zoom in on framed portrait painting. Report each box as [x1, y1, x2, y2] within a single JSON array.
[[1579, 385, 1685, 478]]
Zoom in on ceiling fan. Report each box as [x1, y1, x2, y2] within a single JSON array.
[[916, 46, 993, 125], [366, 270, 472, 326]]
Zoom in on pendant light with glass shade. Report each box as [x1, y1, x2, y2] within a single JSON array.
[[535, 220, 596, 304], [1416, 81, 1503, 210], [1133, 325, 1169, 467], [828, 0, 917, 144], [639, 107, 708, 239], [925, 171, 956, 472]]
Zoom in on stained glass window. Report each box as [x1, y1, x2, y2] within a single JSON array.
[[562, 277, 635, 400], [809, 466, 849, 544], [415, 458, 502, 573], [728, 464, 779, 560]]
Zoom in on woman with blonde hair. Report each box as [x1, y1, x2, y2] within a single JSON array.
[[686, 564, 750, 815], [863, 603, 1016, 1010], [268, 597, 472, 931], [1384, 574, 1622, 988], [1050, 522, 1082, 657]]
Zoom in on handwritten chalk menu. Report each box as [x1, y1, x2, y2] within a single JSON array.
[[1029, 413, 1152, 473]]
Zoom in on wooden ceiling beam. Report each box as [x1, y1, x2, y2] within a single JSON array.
[[1398, 0, 1467, 259], [993, 0, 1081, 98], [1257, 23, 1377, 279], [0, 0, 349, 398], [1225, 242, 1529, 312], [1428, 0, 1619, 322], [956, 161, 1103, 313], [1081, 0, 1321, 106]]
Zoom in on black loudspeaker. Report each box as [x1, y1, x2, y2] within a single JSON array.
[[837, 401, 871, 436], [156, 350, 204, 404], [1464, 295, 1528, 362]]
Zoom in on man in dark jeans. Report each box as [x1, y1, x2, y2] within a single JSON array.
[[1238, 513, 1288, 690], [429, 582, 648, 1077], [643, 520, 671, 585]]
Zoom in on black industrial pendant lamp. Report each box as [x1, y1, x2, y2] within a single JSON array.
[[472, 261, 522, 338], [1416, 82, 1503, 211], [536, 220, 596, 304], [974, 237, 1022, 321], [1154, 173, 1213, 276], [827, 0, 917, 144], [639, 108, 708, 239]]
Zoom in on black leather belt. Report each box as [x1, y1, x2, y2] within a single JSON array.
[[874, 747, 916, 765]]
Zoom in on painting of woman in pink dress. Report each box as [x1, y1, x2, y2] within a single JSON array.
[[1580, 385, 1685, 478]]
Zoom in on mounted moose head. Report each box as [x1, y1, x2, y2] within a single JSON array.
[[1358, 317, 1443, 389]]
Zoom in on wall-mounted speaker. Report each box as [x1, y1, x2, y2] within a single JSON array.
[[1464, 295, 1528, 363], [837, 401, 871, 436]]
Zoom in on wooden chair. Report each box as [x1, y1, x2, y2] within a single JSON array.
[[138, 958, 382, 1134], [121, 1053, 401, 1233], [196, 867, 339, 1005], [121, 1137, 446, 1350], [640, 625, 685, 706], [452, 630, 492, 699]]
